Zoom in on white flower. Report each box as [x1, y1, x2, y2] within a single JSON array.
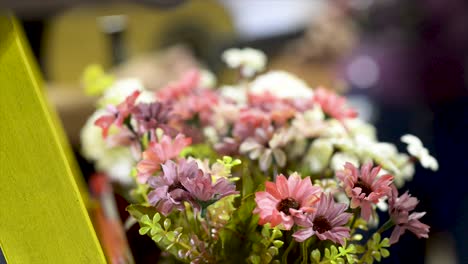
[[346, 119, 377, 141], [330, 152, 359, 172], [292, 107, 325, 138], [305, 138, 334, 173], [401, 134, 438, 171], [199, 69, 217, 89], [249, 71, 313, 99], [219, 85, 247, 106], [98, 78, 153, 107], [222, 47, 267, 77], [376, 197, 388, 212], [80, 109, 135, 185]]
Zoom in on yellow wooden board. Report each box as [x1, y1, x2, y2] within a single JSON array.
[[0, 15, 106, 263]]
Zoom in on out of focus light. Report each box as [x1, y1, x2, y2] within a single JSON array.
[[348, 95, 376, 122], [220, 0, 325, 40], [346, 55, 380, 89]]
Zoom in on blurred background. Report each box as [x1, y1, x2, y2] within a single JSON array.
[[2, 0, 468, 263]]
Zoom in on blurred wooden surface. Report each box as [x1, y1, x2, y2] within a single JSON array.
[[0, 15, 106, 263]]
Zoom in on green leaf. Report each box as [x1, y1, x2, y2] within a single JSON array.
[[152, 234, 164, 243], [139, 226, 151, 235], [261, 226, 270, 237], [311, 249, 321, 263], [164, 218, 171, 230], [372, 251, 381, 262], [249, 255, 260, 264], [126, 205, 159, 221], [272, 229, 282, 239], [380, 238, 390, 248], [268, 246, 279, 256], [166, 231, 176, 242], [272, 240, 284, 248], [380, 248, 390, 258]]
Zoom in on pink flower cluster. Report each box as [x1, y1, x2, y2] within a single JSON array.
[[254, 162, 429, 246]]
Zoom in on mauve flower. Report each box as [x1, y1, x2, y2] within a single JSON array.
[[181, 167, 238, 211], [254, 173, 322, 230], [157, 69, 200, 102], [388, 186, 430, 244], [313, 87, 357, 122], [337, 162, 393, 221], [137, 134, 191, 183], [133, 102, 176, 136], [147, 160, 199, 215], [293, 193, 351, 245], [95, 90, 140, 137]]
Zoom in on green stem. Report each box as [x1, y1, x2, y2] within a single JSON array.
[[301, 242, 308, 264], [376, 219, 395, 234], [349, 208, 361, 230], [282, 240, 296, 264]]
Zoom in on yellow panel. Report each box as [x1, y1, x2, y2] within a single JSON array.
[[0, 15, 106, 263]]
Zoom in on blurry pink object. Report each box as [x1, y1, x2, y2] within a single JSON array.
[[313, 87, 357, 122], [136, 134, 191, 183], [95, 90, 140, 137], [156, 69, 200, 101], [388, 186, 430, 244]]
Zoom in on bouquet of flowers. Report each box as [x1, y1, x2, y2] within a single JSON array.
[[81, 48, 437, 263]]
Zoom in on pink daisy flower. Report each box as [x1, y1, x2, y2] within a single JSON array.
[[337, 162, 393, 221], [293, 193, 352, 245], [147, 159, 199, 215], [95, 90, 140, 137], [388, 186, 430, 244], [312, 87, 357, 122], [136, 134, 191, 183], [253, 173, 322, 230]]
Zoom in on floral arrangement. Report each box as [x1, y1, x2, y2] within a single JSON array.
[[81, 48, 437, 263]]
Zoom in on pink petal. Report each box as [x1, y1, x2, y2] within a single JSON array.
[[293, 228, 315, 242]]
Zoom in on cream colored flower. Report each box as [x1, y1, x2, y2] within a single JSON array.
[[305, 138, 334, 173], [292, 107, 326, 138], [222, 48, 267, 77], [199, 69, 217, 89], [249, 71, 313, 99], [401, 134, 438, 171], [330, 152, 359, 172], [98, 78, 153, 107], [80, 109, 134, 185], [219, 85, 247, 106]]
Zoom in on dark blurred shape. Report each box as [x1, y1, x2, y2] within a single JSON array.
[[98, 15, 128, 65], [345, 0, 468, 263], [2, 0, 186, 18]]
